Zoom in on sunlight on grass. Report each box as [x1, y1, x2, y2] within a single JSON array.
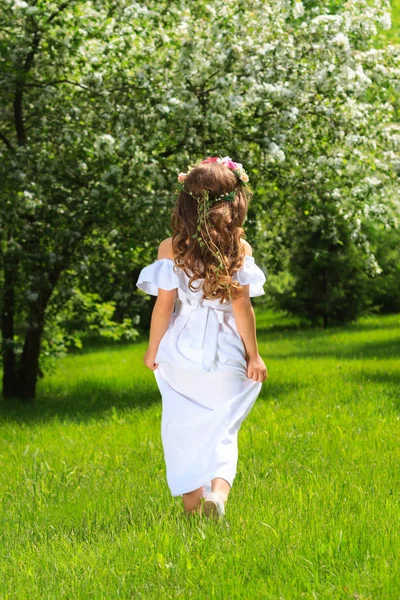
[[0, 312, 399, 598]]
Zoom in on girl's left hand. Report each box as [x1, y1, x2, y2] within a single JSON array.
[[144, 347, 158, 370]]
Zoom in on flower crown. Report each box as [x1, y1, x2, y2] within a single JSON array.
[[178, 155, 249, 187], [176, 156, 250, 204]]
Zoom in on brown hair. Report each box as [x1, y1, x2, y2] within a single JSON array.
[[171, 160, 252, 303]]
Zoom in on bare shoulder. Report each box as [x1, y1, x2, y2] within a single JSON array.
[[157, 237, 174, 259], [240, 237, 253, 257]]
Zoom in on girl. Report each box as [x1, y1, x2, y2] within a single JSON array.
[[136, 156, 268, 519]]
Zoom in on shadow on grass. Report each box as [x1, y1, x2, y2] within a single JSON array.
[[348, 370, 400, 411], [0, 379, 160, 425], [0, 378, 302, 424], [350, 370, 400, 390], [269, 337, 400, 361], [1, 315, 398, 423], [357, 371, 400, 384], [257, 319, 400, 339], [259, 379, 305, 400], [68, 333, 149, 356], [0, 376, 305, 425]]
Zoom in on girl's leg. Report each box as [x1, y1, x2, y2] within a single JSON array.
[[211, 477, 231, 503], [182, 486, 204, 514]]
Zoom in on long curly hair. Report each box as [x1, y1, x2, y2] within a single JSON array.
[[171, 159, 253, 303]]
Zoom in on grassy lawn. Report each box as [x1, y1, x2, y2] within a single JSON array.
[[0, 310, 399, 599]]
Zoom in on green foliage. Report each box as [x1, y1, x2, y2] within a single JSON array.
[[274, 219, 372, 326], [366, 224, 400, 313], [0, 0, 399, 397], [41, 288, 139, 372]]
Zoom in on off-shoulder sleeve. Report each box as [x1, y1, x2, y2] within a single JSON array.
[[234, 256, 267, 297], [136, 258, 181, 296]]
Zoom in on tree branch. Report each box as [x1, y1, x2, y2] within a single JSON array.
[[14, 21, 40, 145], [14, 85, 26, 146], [0, 131, 15, 152], [22, 78, 145, 96], [14, 1, 73, 146], [47, 1, 73, 24], [205, 69, 220, 83], [23, 27, 40, 73], [23, 78, 100, 92]]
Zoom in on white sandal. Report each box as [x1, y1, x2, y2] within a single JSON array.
[[203, 491, 226, 519]]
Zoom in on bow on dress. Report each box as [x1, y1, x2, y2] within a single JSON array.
[[175, 297, 231, 371]]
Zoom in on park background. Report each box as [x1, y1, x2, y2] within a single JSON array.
[[0, 0, 399, 598]]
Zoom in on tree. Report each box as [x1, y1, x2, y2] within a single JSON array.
[[1, 0, 399, 400], [274, 218, 372, 326], [0, 0, 162, 400]]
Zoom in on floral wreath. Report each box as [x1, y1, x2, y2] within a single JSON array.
[[175, 156, 251, 300], [178, 155, 249, 186], [176, 155, 250, 203]]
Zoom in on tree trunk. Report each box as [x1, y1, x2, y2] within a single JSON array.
[[322, 267, 329, 328], [17, 269, 62, 402], [1, 263, 18, 398], [18, 319, 45, 402]]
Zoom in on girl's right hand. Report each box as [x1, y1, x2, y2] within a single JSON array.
[[246, 354, 268, 382], [144, 347, 158, 371]]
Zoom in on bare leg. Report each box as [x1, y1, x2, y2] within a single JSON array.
[[211, 477, 231, 503], [182, 486, 204, 514]]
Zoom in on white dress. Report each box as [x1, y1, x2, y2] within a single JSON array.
[[136, 255, 266, 497]]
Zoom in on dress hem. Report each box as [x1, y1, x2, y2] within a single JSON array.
[[169, 470, 235, 497]]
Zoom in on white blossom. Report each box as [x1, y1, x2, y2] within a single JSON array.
[[98, 134, 115, 145], [231, 44, 243, 54], [362, 177, 381, 187], [27, 292, 39, 302], [268, 143, 285, 163], [13, 0, 28, 8], [378, 12, 392, 31], [292, 1, 305, 19], [332, 32, 350, 51]]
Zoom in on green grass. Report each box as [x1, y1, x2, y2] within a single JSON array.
[[0, 310, 399, 599]]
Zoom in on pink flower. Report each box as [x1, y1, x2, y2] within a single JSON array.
[[178, 172, 187, 182], [200, 156, 248, 181], [225, 160, 239, 170], [202, 157, 219, 163]]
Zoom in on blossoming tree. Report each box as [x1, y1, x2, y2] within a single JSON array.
[[0, 0, 399, 400]]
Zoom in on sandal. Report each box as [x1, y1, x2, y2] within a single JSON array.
[[203, 491, 225, 519]]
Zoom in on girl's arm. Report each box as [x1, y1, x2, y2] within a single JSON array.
[[232, 245, 268, 383], [232, 287, 267, 382], [143, 240, 177, 371]]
